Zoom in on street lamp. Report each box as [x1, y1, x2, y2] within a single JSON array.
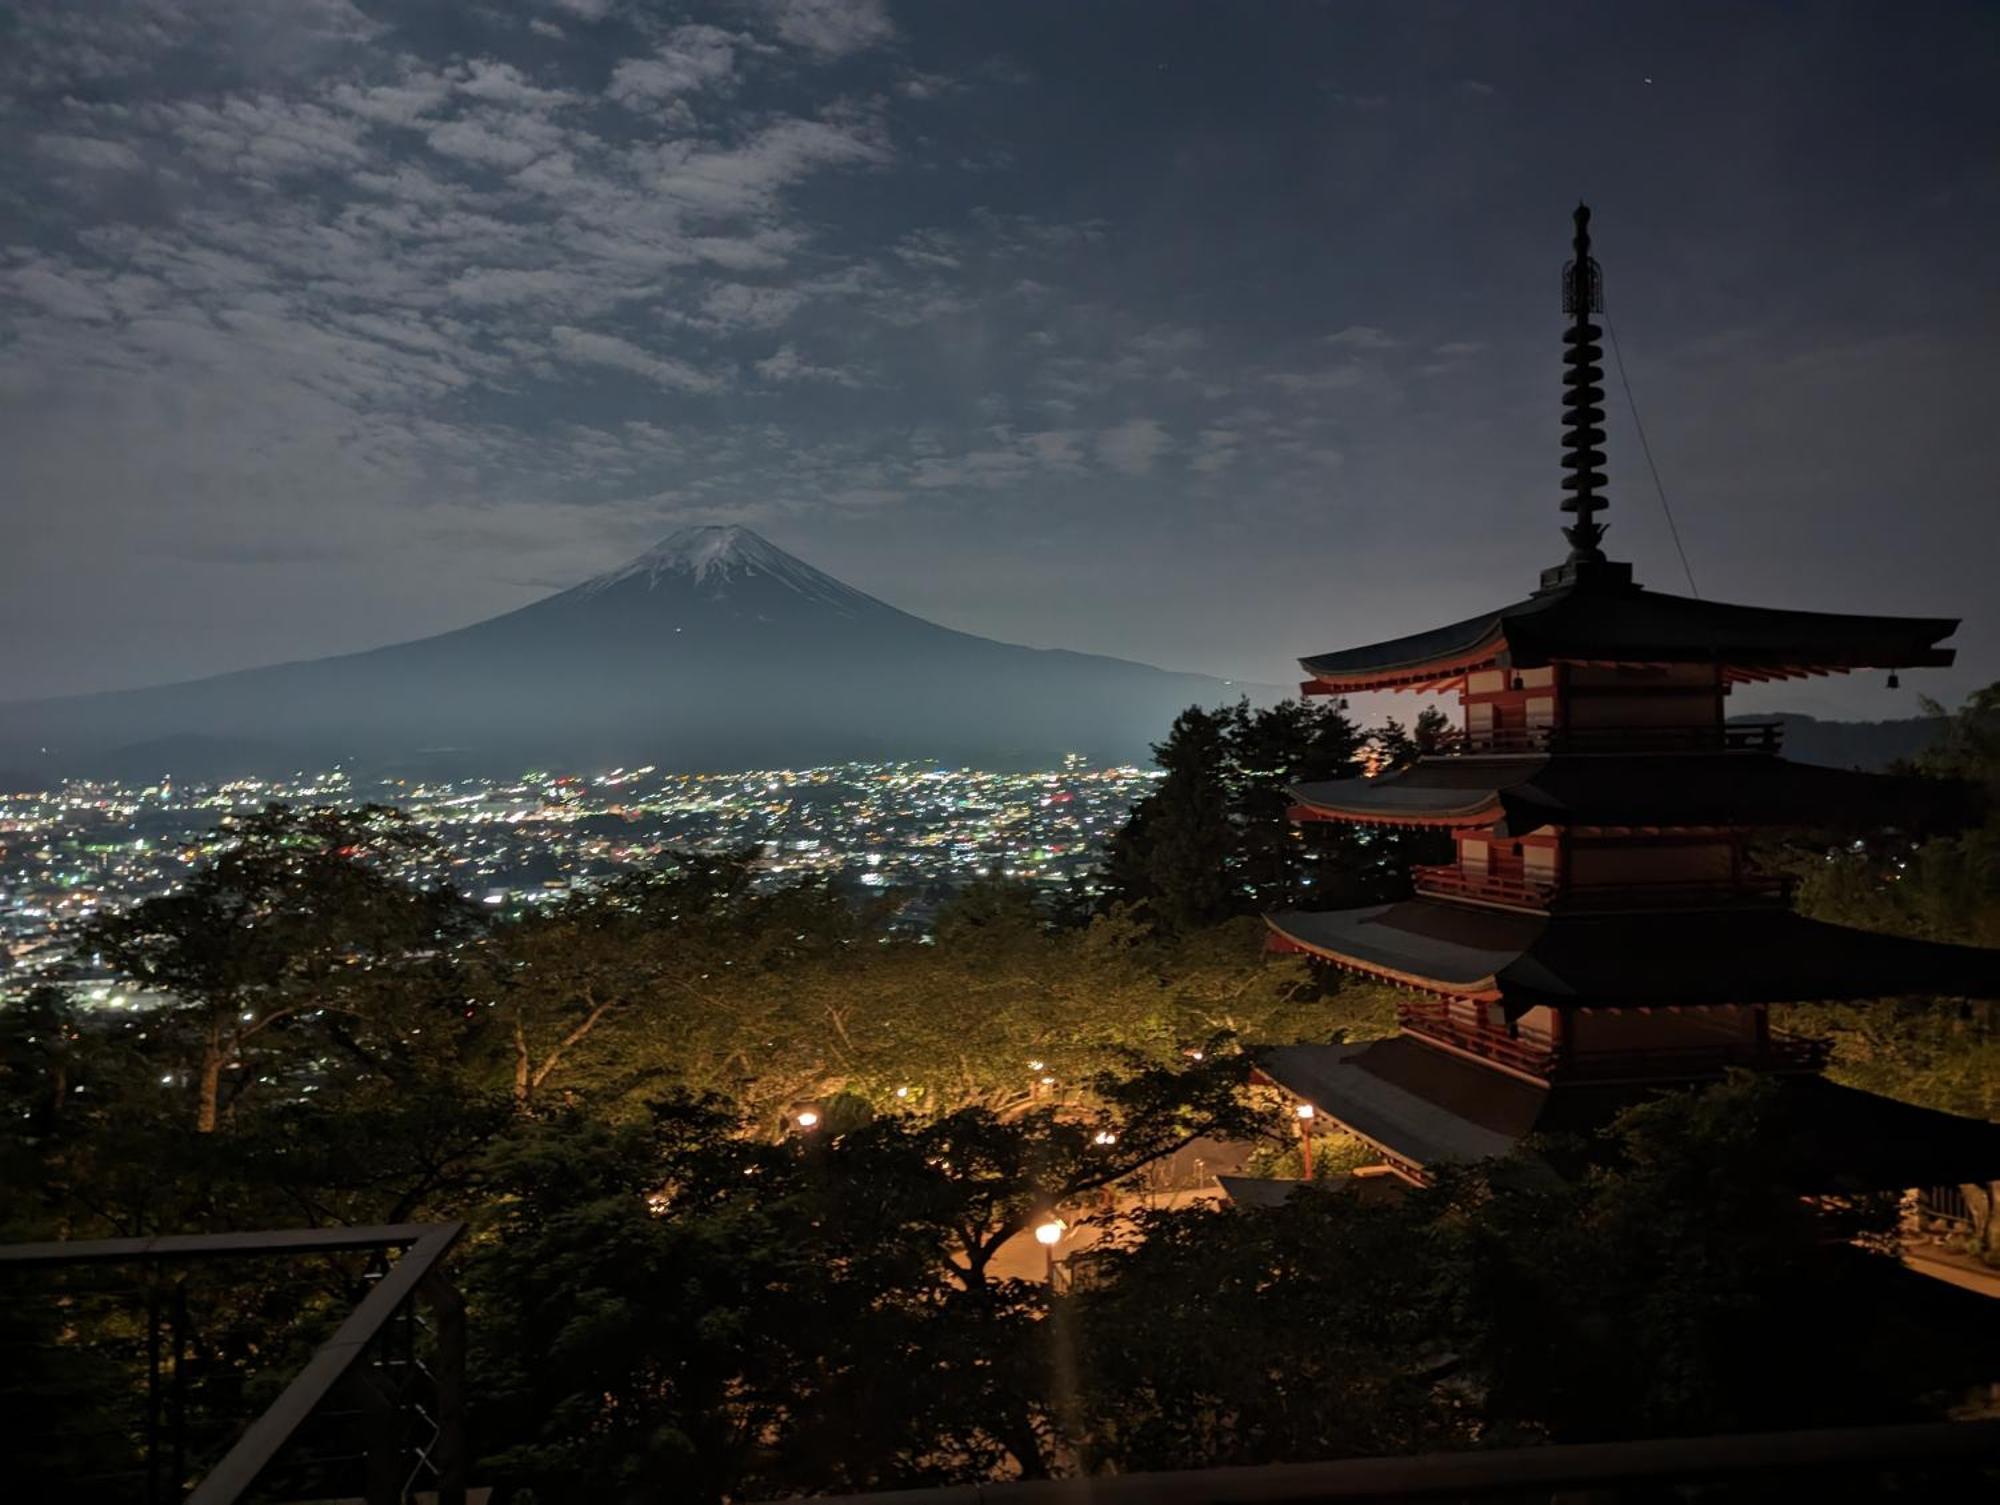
[[1034, 1217, 1065, 1283], [1295, 1101, 1316, 1180], [795, 1109, 820, 1131]]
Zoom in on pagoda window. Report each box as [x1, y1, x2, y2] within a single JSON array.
[[1526, 694, 1556, 729], [1460, 836, 1491, 871]]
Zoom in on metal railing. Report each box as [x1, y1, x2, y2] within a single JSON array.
[[1457, 720, 1785, 755], [800, 1419, 2000, 1503], [1, 1222, 465, 1505]]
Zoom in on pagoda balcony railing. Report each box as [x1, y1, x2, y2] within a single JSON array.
[[1399, 1005, 1832, 1081], [1411, 863, 1555, 910], [1555, 875, 1794, 910], [1414, 866, 1793, 914], [1398, 1007, 1558, 1075], [1552, 1033, 1833, 1080], [1456, 721, 1785, 756]]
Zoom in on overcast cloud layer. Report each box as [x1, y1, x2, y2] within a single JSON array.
[[3, 1, 1997, 719]]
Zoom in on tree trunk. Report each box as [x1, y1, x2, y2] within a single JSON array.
[[513, 1017, 532, 1109], [197, 1034, 225, 1134]]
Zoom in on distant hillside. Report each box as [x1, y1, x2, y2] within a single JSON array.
[[1743, 712, 1948, 771], [0, 527, 1259, 781]]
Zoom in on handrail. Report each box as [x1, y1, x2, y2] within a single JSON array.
[[0, 1222, 449, 1269], [800, 1420, 2000, 1503]]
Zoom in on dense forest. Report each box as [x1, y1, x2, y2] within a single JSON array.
[[4, 691, 1997, 1502]]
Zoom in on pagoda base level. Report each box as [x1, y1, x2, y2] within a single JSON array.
[[1255, 1035, 2000, 1192]]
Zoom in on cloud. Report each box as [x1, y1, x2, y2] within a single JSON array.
[[754, 0, 896, 57], [608, 26, 741, 108], [1324, 325, 1397, 349], [550, 326, 728, 392], [35, 134, 145, 172], [691, 282, 805, 329], [426, 115, 565, 170], [1095, 418, 1171, 475], [754, 344, 861, 385]]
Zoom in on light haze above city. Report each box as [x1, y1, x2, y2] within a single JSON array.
[[3, 0, 1996, 719]]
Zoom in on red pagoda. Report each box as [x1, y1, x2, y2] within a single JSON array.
[[1259, 206, 2000, 1189]]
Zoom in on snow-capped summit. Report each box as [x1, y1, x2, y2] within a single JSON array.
[[0, 523, 1252, 777], [573, 525, 884, 615]]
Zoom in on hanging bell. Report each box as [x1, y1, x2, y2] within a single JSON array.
[[1886, 671, 1900, 689]]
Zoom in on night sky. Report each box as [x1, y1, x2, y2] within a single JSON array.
[[3, 1, 1996, 719]]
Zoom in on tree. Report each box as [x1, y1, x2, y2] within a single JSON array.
[[1102, 698, 1431, 932], [466, 1052, 1271, 1501], [77, 805, 474, 1132], [1101, 705, 1238, 931], [1782, 683, 2000, 1123], [1067, 1074, 1964, 1474]]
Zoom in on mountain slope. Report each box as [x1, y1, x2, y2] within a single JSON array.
[[0, 527, 1253, 777]]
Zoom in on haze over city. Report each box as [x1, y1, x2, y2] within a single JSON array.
[[4, 1, 1997, 720]]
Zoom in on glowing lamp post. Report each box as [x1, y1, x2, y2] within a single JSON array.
[[1034, 1217, 1066, 1283], [1295, 1101, 1316, 1180]]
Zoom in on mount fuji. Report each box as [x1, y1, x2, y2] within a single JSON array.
[[0, 527, 1255, 778]]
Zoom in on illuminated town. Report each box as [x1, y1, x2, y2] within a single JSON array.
[[0, 757, 1160, 995]]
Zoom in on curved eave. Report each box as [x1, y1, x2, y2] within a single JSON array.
[[1288, 794, 1501, 830], [1264, 909, 1508, 1002], [1298, 586, 1958, 694]]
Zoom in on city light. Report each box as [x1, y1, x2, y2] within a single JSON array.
[[0, 759, 1165, 995]]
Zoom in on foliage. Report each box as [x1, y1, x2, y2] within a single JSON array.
[[16, 741, 2000, 1501], [1069, 1074, 1953, 1470], [75, 804, 476, 1132], [1781, 683, 2000, 1121], [1101, 698, 1448, 933], [466, 1057, 1272, 1501]]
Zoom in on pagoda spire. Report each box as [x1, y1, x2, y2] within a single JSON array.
[[1560, 203, 1608, 562]]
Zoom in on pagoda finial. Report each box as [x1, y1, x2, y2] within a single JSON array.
[[1559, 202, 1608, 563]]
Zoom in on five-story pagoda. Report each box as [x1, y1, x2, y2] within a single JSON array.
[[1258, 206, 2000, 1188]]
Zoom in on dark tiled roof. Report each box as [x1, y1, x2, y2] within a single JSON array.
[[1268, 901, 2000, 1006], [1292, 755, 1958, 830], [1289, 757, 1544, 824], [1255, 1036, 2000, 1188], [1300, 577, 1957, 687], [1269, 902, 1541, 991]]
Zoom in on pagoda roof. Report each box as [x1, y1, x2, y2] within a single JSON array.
[[1289, 755, 1965, 831], [1257, 1035, 2000, 1189], [1266, 900, 2000, 1008], [1298, 574, 1957, 693]]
